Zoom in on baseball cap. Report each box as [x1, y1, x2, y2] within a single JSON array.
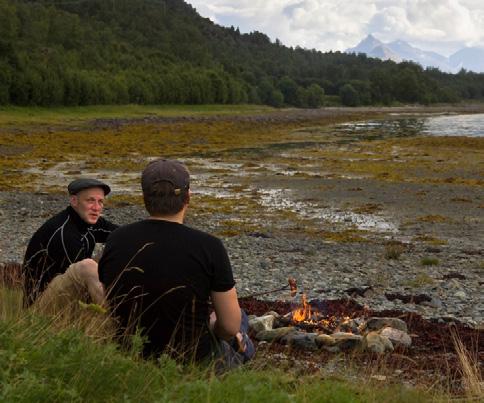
[[141, 159, 190, 194], [68, 178, 111, 195]]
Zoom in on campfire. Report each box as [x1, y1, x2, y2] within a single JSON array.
[[247, 288, 413, 354], [278, 293, 356, 334]]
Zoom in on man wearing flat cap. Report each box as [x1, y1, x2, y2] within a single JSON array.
[[99, 159, 254, 370], [23, 178, 118, 307]]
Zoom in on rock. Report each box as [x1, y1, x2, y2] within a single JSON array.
[[338, 319, 360, 334], [364, 317, 408, 332], [331, 332, 363, 350], [315, 334, 336, 347], [256, 327, 297, 342], [454, 290, 467, 299], [379, 327, 412, 348], [282, 332, 318, 350], [263, 310, 280, 318], [363, 331, 394, 353], [249, 315, 275, 333], [421, 297, 443, 309]]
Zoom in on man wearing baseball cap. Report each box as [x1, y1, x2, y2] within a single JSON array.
[[99, 159, 254, 370], [23, 178, 118, 307]]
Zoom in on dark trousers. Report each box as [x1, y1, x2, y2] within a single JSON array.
[[211, 309, 255, 372]]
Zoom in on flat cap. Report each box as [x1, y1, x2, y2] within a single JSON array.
[[68, 178, 111, 195]]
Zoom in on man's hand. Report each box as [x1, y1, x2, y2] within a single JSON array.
[[234, 332, 246, 353]]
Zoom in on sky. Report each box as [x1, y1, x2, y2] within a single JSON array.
[[185, 0, 484, 56]]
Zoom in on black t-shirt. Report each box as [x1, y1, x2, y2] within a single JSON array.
[[23, 206, 118, 305], [98, 219, 235, 360]]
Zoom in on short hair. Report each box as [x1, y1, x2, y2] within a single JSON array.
[[143, 180, 189, 216]]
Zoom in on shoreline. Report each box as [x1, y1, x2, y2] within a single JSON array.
[[1, 106, 482, 328]]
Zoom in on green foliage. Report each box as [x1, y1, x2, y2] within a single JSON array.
[[306, 83, 325, 108], [1, 0, 484, 107], [340, 83, 360, 106], [0, 313, 442, 402]]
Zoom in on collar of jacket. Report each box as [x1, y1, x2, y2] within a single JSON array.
[[66, 205, 93, 230]]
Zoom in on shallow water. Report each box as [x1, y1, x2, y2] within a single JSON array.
[[258, 188, 398, 233], [334, 113, 484, 138], [421, 113, 484, 137]]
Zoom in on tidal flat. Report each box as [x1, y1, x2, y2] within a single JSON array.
[[1, 105, 483, 329]]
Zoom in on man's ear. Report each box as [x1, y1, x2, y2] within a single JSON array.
[[70, 195, 78, 208]]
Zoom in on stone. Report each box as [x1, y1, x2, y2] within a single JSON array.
[[363, 331, 394, 353], [249, 315, 275, 333], [380, 327, 412, 348], [338, 319, 360, 334], [421, 297, 443, 309], [256, 327, 297, 342], [364, 317, 408, 332], [263, 310, 280, 318], [331, 332, 363, 351], [315, 334, 336, 347], [454, 290, 467, 299], [282, 332, 318, 350]]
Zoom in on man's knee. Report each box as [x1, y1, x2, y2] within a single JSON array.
[[73, 259, 105, 305]]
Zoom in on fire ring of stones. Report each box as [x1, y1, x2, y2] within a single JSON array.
[[248, 297, 412, 354]]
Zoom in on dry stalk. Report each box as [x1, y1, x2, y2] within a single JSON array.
[[450, 327, 483, 399]]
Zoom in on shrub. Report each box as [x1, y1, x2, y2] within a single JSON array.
[[384, 243, 405, 260]]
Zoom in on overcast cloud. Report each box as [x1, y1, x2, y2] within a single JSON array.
[[185, 0, 484, 56]]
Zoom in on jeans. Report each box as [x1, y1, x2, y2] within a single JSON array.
[[212, 309, 255, 372]]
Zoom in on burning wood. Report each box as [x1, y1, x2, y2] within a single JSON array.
[[292, 293, 311, 322], [251, 298, 412, 354]]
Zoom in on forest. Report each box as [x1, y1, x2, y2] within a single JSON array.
[[1, 0, 484, 107]]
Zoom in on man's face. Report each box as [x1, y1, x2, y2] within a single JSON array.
[[70, 187, 105, 225]]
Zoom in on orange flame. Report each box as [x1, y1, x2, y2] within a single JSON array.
[[292, 293, 312, 322], [290, 295, 356, 332]]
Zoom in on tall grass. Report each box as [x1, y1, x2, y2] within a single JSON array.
[[0, 279, 457, 402], [451, 328, 483, 399]]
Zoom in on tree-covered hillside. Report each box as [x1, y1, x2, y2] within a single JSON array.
[[1, 0, 484, 107]]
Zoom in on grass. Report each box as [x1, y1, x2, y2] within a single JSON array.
[[0, 104, 275, 126], [404, 273, 436, 288], [0, 286, 443, 403], [414, 235, 448, 246], [420, 257, 440, 266], [384, 242, 406, 260], [451, 328, 483, 399], [417, 215, 451, 223]]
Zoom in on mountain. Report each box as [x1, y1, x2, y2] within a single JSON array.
[[347, 35, 484, 73], [346, 35, 401, 62], [368, 45, 401, 63], [346, 34, 383, 54], [387, 40, 450, 71], [450, 47, 484, 73]]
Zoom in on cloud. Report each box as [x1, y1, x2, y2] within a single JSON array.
[[186, 0, 484, 54]]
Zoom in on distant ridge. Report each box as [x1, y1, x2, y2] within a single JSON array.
[[347, 35, 484, 73], [2, 0, 484, 107]]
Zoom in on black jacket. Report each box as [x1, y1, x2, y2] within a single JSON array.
[[23, 206, 118, 305]]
